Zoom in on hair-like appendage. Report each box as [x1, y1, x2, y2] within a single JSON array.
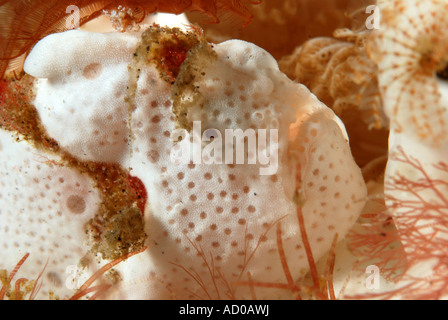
[[346, 204, 407, 284], [0, 0, 257, 78], [70, 246, 146, 300], [346, 148, 448, 300], [383, 147, 448, 299], [0, 253, 48, 300]]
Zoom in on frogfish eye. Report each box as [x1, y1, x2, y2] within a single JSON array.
[[437, 65, 448, 81]]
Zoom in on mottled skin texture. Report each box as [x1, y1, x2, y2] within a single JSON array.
[[2, 27, 367, 299]]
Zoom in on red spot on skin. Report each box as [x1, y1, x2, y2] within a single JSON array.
[[157, 38, 189, 82], [127, 174, 147, 215]]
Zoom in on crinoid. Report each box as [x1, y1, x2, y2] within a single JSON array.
[[279, 27, 388, 168], [280, 29, 385, 130]]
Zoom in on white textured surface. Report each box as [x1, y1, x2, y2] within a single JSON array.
[[0, 130, 100, 299], [24, 31, 140, 163], [3, 29, 367, 299]]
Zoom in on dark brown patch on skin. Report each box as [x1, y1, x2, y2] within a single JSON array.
[[86, 206, 146, 260], [0, 75, 147, 260], [171, 40, 217, 131], [127, 25, 217, 131]]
